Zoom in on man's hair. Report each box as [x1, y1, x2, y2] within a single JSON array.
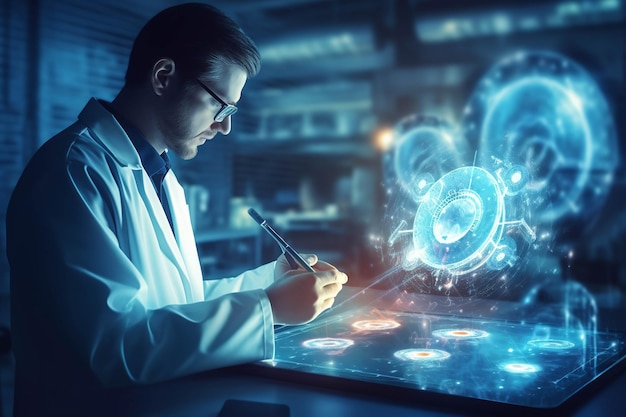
[[125, 3, 261, 86]]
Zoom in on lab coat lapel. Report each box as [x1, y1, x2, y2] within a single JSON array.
[[78, 98, 142, 169], [131, 166, 203, 303], [79, 98, 202, 302], [163, 171, 204, 302]]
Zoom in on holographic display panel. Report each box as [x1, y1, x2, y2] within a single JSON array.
[[262, 290, 625, 409], [378, 49, 621, 300], [259, 49, 625, 410], [381, 115, 538, 300]]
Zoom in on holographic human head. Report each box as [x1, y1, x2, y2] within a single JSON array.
[[462, 50, 619, 235]]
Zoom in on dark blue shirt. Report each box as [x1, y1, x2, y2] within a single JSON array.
[[102, 101, 175, 233]]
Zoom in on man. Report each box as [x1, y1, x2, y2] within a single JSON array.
[[6, 3, 347, 415]]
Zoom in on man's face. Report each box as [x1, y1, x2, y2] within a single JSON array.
[[157, 62, 248, 160]]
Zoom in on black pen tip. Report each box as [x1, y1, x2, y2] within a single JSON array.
[[247, 208, 264, 225]]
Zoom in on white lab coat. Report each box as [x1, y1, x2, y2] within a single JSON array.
[[6, 98, 275, 415]]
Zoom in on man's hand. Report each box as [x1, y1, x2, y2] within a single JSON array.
[[273, 252, 317, 281], [266, 254, 348, 325]]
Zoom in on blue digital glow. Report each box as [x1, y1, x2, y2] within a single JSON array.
[[267, 307, 626, 407], [499, 164, 530, 196], [383, 160, 535, 279], [527, 339, 575, 350], [462, 50, 619, 234], [379, 49, 620, 298], [432, 329, 489, 339], [302, 338, 354, 350], [262, 48, 624, 411], [523, 280, 599, 371], [394, 348, 451, 362], [352, 319, 401, 331], [412, 166, 506, 274], [501, 362, 541, 374], [486, 236, 518, 270], [389, 115, 468, 202]]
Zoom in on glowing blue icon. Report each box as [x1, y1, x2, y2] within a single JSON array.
[[394, 348, 451, 361], [499, 164, 529, 196], [486, 236, 518, 271], [432, 329, 489, 339], [302, 338, 354, 350], [410, 166, 533, 275], [500, 362, 541, 374]]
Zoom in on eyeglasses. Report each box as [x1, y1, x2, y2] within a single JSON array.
[[196, 79, 238, 122]]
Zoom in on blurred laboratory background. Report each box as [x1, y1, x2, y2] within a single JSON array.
[[0, 1, 624, 413]]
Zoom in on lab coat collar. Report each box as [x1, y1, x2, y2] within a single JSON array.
[[79, 98, 204, 301], [78, 98, 143, 169], [101, 100, 171, 179]]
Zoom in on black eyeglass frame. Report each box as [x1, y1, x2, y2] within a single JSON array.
[[196, 79, 238, 122]]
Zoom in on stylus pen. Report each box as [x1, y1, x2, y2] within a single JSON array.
[[248, 208, 315, 272]]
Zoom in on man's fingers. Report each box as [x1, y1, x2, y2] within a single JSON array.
[[300, 253, 318, 267], [317, 270, 348, 286], [321, 297, 335, 312], [309, 259, 337, 272], [321, 282, 343, 298]]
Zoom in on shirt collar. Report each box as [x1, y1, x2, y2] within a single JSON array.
[[101, 101, 170, 177]]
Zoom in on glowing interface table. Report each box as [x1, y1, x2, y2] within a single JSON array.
[[256, 290, 626, 411]]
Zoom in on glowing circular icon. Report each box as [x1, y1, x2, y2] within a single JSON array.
[[486, 236, 518, 270], [352, 319, 401, 331], [500, 363, 541, 374], [501, 165, 530, 196], [302, 338, 354, 350], [432, 329, 489, 339], [527, 339, 575, 350], [413, 166, 504, 274], [394, 349, 451, 361]]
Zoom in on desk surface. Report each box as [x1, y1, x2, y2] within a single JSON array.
[[116, 286, 626, 417], [114, 363, 626, 417]]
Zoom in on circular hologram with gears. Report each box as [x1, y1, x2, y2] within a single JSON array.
[[412, 166, 506, 275]]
